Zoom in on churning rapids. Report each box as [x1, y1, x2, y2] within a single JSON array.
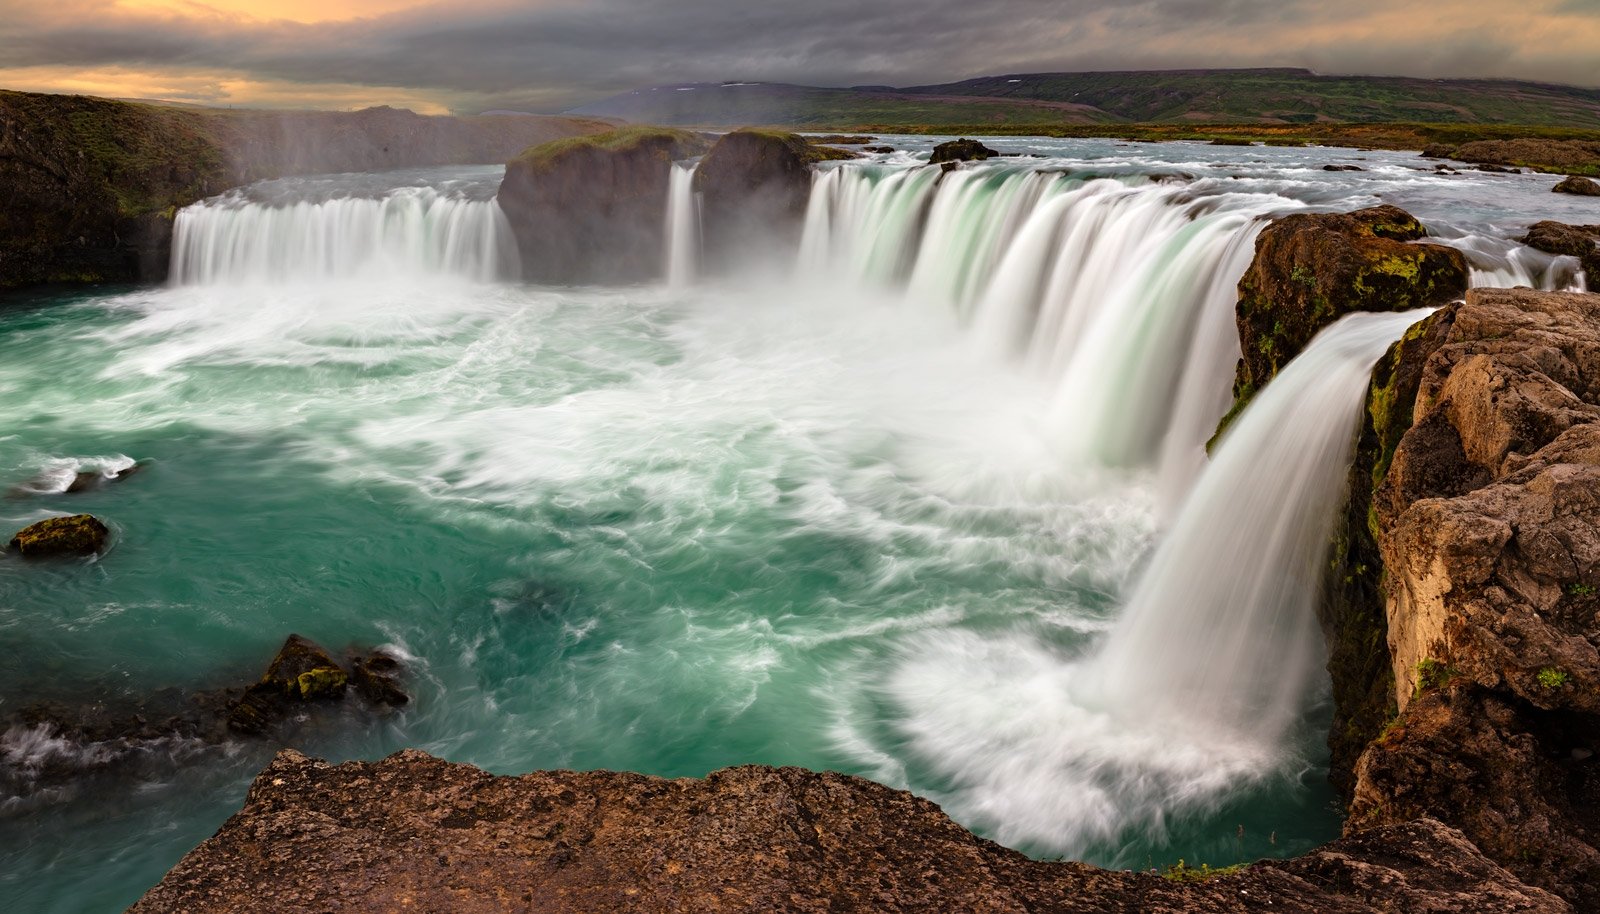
[[0, 138, 1589, 911]]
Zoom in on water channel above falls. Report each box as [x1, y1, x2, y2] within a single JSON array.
[[0, 138, 1587, 911]]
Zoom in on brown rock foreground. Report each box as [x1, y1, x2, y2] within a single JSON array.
[[133, 748, 1564, 913]]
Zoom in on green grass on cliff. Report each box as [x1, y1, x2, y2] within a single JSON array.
[[512, 126, 709, 172]]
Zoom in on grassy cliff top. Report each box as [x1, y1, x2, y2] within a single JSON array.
[[511, 126, 711, 172]]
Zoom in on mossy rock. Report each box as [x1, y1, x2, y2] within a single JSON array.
[[509, 125, 709, 175], [8, 514, 110, 557], [1221, 204, 1468, 435]]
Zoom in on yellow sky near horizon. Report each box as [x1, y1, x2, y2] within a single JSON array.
[[114, 0, 427, 24]]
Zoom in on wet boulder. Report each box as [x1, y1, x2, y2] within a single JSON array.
[[693, 129, 853, 273], [350, 649, 409, 707], [928, 138, 998, 165], [8, 514, 110, 557], [496, 126, 710, 283], [1323, 164, 1364, 172], [1553, 174, 1600, 196], [227, 634, 350, 734], [1521, 221, 1600, 281]]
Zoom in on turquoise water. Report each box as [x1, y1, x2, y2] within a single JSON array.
[[0, 267, 1339, 909]]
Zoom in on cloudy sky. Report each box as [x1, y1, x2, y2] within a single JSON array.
[[1, 0, 1598, 114]]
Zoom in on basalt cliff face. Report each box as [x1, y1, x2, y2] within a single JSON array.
[[0, 90, 610, 290], [133, 748, 1563, 913]]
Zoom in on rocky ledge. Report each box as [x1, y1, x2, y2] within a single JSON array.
[[132, 748, 1563, 913]]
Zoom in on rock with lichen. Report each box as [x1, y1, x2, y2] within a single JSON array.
[[226, 634, 351, 734], [7, 513, 110, 557]]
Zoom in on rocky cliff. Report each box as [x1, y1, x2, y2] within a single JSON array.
[[0, 90, 610, 290], [496, 126, 710, 283], [693, 129, 852, 272], [1347, 287, 1600, 909], [132, 748, 1564, 913]]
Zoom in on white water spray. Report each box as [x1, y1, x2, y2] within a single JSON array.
[[883, 308, 1432, 857]]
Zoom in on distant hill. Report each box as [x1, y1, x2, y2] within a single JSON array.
[[565, 68, 1600, 129]]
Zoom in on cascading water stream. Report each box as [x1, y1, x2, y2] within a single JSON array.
[[171, 185, 519, 285], [665, 163, 701, 288], [884, 307, 1433, 858]]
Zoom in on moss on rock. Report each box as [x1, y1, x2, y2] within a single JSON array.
[[7, 514, 110, 558]]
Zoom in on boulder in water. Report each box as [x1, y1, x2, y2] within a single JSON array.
[[1323, 164, 1364, 172], [1553, 174, 1600, 196], [350, 649, 408, 707], [1521, 221, 1600, 280], [928, 138, 997, 165], [8, 514, 110, 557], [496, 126, 711, 283], [227, 634, 350, 734]]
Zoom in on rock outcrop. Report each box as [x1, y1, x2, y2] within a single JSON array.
[[1422, 139, 1600, 176], [1342, 288, 1600, 909], [929, 137, 998, 165], [7, 513, 110, 557], [2, 635, 407, 799], [496, 127, 709, 283], [1552, 175, 1600, 196], [694, 129, 852, 271], [1230, 205, 1469, 416], [133, 748, 1566, 914], [0, 90, 610, 290]]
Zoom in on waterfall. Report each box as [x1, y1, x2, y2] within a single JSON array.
[[799, 165, 1287, 487], [1095, 308, 1436, 737], [887, 307, 1433, 856], [665, 163, 701, 288], [171, 186, 519, 285]]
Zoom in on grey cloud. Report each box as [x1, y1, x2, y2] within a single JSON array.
[[0, 0, 1594, 112]]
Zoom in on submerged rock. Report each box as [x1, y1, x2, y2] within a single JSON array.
[[1323, 164, 1364, 172], [928, 137, 998, 165], [350, 649, 409, 707], [7, 513, 110, 557], [1553, 174, 1600, 196], [496, 126, 711, 283], [133, 748, 1566, 913], [693, 129, 851, 272]]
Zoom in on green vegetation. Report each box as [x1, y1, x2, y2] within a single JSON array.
[[511, 125, 709, 173], [1567, 583, 1597, 597], [1161, 859, 1249, 882], [1537, 667, 1570, 690], [570, 70, 1600, 131], [1414, 658, 1458, 700]]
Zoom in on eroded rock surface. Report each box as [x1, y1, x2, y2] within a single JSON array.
[[1349, 287, 1600, 909], [132, 749, 1566, 914], [1522, 221, 1600, 281]]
